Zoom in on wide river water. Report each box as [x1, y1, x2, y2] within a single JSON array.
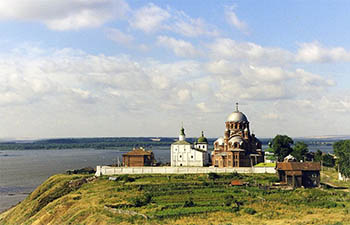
[[0, 144, 333, 212]]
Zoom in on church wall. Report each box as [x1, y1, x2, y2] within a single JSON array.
[[96, 165, 276, 176], [171, 143, 207, 167], [212, 107, 265, 168]]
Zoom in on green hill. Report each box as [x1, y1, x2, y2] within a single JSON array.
[[1, 172, 350, 224]]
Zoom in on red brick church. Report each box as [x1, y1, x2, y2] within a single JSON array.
[[212, 103, 264, 167]]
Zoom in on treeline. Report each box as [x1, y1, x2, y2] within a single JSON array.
[[0, 137, 217, 150], [268, 135, 335, 167]]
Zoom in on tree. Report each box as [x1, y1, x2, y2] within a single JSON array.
[[333, 140, 350, 178], [314, 149, 323, 162], [313, 149, 335, 167], [270, 135, 294, 162], [322, 153, 335, 167], [291, 141, 309, 162]]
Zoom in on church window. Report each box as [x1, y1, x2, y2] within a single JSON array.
[[235, 123, 238, 129], [179, 155, 182, 158], [191, 155, 194, 159]]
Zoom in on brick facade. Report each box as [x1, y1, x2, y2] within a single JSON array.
[[212, 105, 264, 167]]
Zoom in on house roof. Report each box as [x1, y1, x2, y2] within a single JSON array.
[[123, 148, 153, 156], [172, 140, 191, 145], [276, 162, 321, 171]]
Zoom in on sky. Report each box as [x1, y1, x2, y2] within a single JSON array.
[[0, 0, 350, 139]]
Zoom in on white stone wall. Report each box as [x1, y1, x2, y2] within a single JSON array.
[[194, 143, 208, 151], [171, 144, 208, 167], [95, 166, 276, 176]]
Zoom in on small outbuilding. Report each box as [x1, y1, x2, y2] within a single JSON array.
[[276, 162, 321, 188], [122, 147, 155, 167]]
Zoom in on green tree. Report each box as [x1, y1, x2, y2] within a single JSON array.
[[270, 135, 294, 162], [291, 141, 309, 162], [314, 149, 323, 162], [333, 140, 350, 178], [322, 153, 335, 167]]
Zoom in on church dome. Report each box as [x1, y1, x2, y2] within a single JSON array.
[[214, 137, 224, 145], [228, 136, 244, 144], [227, 111, 248, 122], [197, 131, 208, 143], [227, 103, 248, 122]]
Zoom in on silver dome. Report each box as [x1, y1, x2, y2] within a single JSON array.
[[214, 136, 224, 145], [227, 111, 248, 122], [228, 136, 244, 145]]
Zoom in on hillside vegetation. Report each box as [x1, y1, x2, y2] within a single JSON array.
[[1, 171, 350, 225]]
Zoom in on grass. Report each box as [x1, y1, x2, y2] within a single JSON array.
[[254, 162, 276, 167], [1, 171, 350, 224]]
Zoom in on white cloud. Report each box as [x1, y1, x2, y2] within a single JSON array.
[[0, 0, 129, 30], [225, 5, 248, 33], [105, 28, 134, 45], [171, 11, 219, 37], [210, 63, 334, 102], [0, 40, 344, 138], [296, 41, 350, 63], [262, 113, 282, 120], [295, 69, 335, 91], [157, 36, 200, 58], [177, 89, 192, 102], [129, 3, 170, 33], [209, 38, 293, 65], [129, 3, 218, 37]]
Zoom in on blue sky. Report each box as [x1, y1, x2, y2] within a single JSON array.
[[0, 0, 350, 139]]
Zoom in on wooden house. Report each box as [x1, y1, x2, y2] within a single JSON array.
[[122, 148, 155, 167], [276, 162, 321, 188]]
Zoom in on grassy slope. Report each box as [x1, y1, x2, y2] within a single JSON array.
[[1, 171, 350, 225]]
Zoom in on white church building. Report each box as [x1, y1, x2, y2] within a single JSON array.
[[170, 127, 210, 167]]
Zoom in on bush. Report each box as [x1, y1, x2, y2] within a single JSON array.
[[183, 198, 195, 207], [208, 172, 220, 180], [231, 206, 240, 212], [224, 195, 234, 206], [226, 172, 243, 179], [244, 207, 257, 215], [121, 175, 135, 182], [130, 193, 153, 207]]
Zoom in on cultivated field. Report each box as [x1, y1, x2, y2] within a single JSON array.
[[1, 169, 350, 225]]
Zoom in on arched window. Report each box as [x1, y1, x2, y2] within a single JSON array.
[[235, 123, 238, 129]]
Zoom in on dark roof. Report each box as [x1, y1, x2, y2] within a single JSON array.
[[276, 162, 321, 171], [123, 148, 153, 156]]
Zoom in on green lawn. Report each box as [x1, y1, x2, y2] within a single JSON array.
[[254, 162, 276, 167]]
